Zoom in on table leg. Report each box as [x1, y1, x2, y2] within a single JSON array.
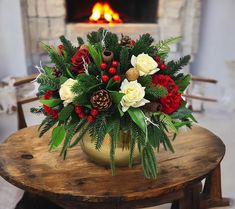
[[200, 164, 230, 208], [171, 183, 201, 209]]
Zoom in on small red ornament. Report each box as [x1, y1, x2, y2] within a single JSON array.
[[101, 75, 109, 83], [112, 61, 119, 67], [58, 45, 63, 55], [100, 62, 107, 70], [113, 75, 121, 82], [75, 105, 82, 114], [159, 63, 166, 70], [78, 112, 86, 118], [108, 67, 116, 75], [87, 115, 94, 122], [90, 108, 99, 116], [155, 56, 161, 63]]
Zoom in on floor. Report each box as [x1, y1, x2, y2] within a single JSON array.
[[0, 101, 234, 209]]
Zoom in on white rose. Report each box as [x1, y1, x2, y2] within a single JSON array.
[[59, 78, 77, 105], [131, 53, 159, 76], [120, 79, 150, 112]]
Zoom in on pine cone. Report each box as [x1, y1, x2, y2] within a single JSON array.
[[120, 34, 134, 48], [90, 89, 112, 111], [143, 102, 162, 112], [52, 67, 62, 77]]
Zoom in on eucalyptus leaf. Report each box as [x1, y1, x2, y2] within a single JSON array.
[[40, 99, 62, 107], [128, 108, 146, 133], [50, 126, 65, 150]]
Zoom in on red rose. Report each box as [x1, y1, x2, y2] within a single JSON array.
[[71, 49, 91, 74], [152, 75, 181, 114]]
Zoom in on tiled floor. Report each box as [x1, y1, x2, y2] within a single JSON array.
[[0, 101, 234, 209]]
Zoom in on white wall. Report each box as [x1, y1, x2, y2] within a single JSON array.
[[0, 0, 27, 79], [191, 0, 235, 83]]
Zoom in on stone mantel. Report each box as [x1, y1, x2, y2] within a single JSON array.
[[21, 0, 201, 73]]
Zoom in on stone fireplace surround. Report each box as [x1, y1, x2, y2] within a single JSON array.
[[21, 0, 201, 73]]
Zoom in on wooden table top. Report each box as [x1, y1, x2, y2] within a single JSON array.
[[0, 125, 225, 206]]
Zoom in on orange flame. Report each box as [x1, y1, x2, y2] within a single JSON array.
[[89, 2, 123, 23]]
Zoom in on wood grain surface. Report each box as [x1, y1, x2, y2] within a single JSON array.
[[0, 125, 225, 209]]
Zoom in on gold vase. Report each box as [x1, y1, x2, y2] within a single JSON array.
[[80, 131, 140, 167]]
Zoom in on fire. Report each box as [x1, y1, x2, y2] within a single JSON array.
[[89, 2, 123, 23]]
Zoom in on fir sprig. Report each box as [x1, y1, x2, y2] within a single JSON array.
[[60, 36, 77, 57], [163, 55, 191, 77]]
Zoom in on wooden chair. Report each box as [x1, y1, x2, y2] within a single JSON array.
[[13, 74, 62, 209]]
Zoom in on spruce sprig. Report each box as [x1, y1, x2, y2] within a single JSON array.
[[131, 33, 155, 56], [163, 55, 191, 77], [60, 35, 77, 57]]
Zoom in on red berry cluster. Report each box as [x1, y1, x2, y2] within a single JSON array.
[[75, 105, 99, 122], [100, 61, 121, 83], [155, 56, 166, 71]]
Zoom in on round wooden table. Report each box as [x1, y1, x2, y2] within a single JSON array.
[[0, 126, 230, 209]]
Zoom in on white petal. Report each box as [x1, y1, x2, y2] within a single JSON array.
[[122, 106, 129, 112], [148, 68, 158, 75], [131, 55, 137, 67]]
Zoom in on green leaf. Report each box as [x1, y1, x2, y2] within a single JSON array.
[[40, 99, 62, 107], [175, 74, 192, 93], [58, 105, 74, 122], [109, 91, 125, 104], [88, 44, 102, 69], [50, 126, 66, 150], [128, 108, 146, 133], [159, 113, 177, 133]]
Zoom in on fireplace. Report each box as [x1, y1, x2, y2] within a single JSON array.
[[66, 0, 158, 23], [22, 0, 201, 73]]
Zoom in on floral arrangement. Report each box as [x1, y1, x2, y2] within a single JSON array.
[[31, 28, 195, 179]]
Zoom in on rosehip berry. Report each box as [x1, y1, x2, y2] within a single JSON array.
[[113, 75, 121, 82], [100, 62, 107, 70], [159, 63, 166, 70], [108, 67, 116, 75], [78, 112, 86, 118], [155, 56, 161, 63], [91, 108, 99, 116], [101, 74, 109, 83], [87, 115, 94, 122], [112, 61, 119, 67], [75, 105, 82, 114], [131, 40, 136, 46]]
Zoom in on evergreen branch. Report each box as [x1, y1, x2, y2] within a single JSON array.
[[87, 28, 103, 45], [145, 85, 167, 98], [40, 43, 68, 75], [60, 119, 86, 159], [60, 35, 77, 56], [38, 116, 57, 137], [30, 107, 44, 115], [120, 47, 130, 73], [163, 55, 191, 77], [156, 36, 182, 60], [138, 75, 152, 86], [89, 115, 107, 150], [70, 122, 90, 148], [37, 74, 60, 90], [131, 33, 154, 56], [77, 37, 84, 46], [109, 117, 120, 176]]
